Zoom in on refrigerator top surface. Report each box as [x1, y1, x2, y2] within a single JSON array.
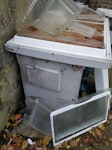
[[5, 18, 112, 69]]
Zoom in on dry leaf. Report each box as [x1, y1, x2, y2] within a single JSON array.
[[54, 146, 60, 150], [66, 144, 70, 149], [3, 133, 7, 139], [62, 141, 68, 148], [84, 137, 94, 144], [76, 137, 80, 143], [21, 140, 28, 150], [109, 137, 112, 142], [92, 142, 99, 149], [12, 121, 19, 128], [11, 144, 20, 150], [4, 129, 10, 135], [10, 115, 15, 121], [98, 124, 105, 131], [70, 139, 78, 147], [35, 139, 43, 147], [7, 146, 14, 150], [106, 119, 110, 125], [12, 133, 17, 138], [12, 136, 22, 147], [1, 145, 14, 150], [89, 129, 96, 137], [85, 148, 89, 150], [5, 122, 11, 128], [42, 145, 47, 150], [94, 128, 104, 139], [1, 145, 8, 150], [43, 136, 51, 146], [14, 114, 22, 120], [35, 147, 43, 150], [109, 114, 112, 120]]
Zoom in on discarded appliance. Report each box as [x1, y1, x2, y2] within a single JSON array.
[[5, 0, 112, 146]]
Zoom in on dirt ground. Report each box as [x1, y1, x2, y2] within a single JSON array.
[[1, 102, 112, 150]]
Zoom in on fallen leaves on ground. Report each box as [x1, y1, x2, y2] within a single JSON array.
[[98, 124, 105, 131], [1, 144, 14, 150], [84, 137, 94, 144], [1, 109, 112, 150], [94, 128, 104, 139], [21, 140, 28, 150], [109, 137, 112, 142], [70, 139, 78, 147], [42, 136, 51, 146]]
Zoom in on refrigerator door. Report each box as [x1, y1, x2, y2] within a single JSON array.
[[50, 90, 111, 146]]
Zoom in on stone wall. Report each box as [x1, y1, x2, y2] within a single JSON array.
[[0, 0, 50, 131], [0, 0, 25, 131]]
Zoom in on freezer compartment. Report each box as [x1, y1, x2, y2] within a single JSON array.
[[50, 90, 111, 146]]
